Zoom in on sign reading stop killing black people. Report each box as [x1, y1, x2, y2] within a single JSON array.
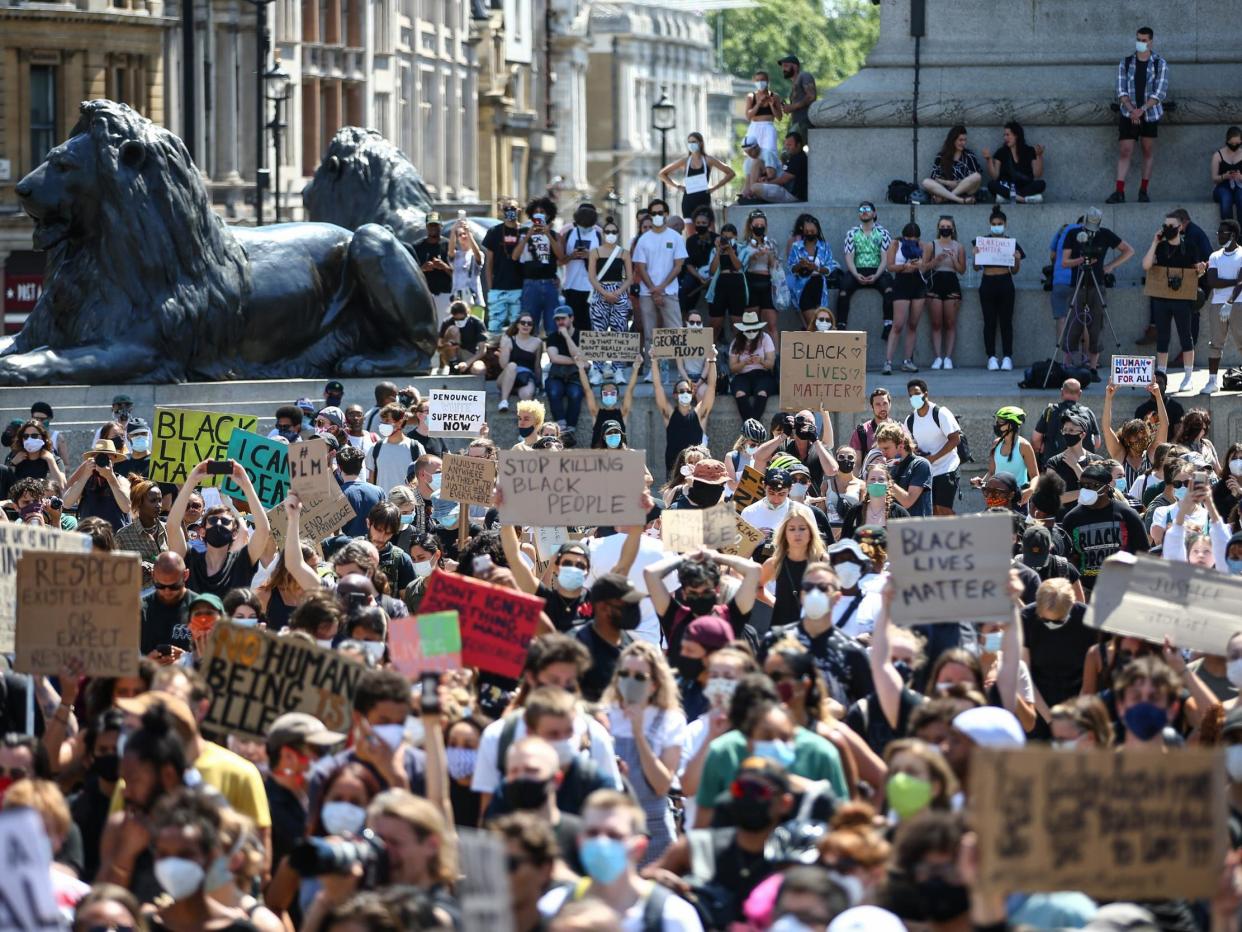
[[427, 389, 487, 437], [201, 620, 367, 740], [889, 513, 1013, 625], [779, 331, 867, 412], [497, 449, 646, 526]]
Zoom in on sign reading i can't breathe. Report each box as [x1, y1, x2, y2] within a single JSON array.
[[888, 513, 1013, 625], [428, 389, 487, 437]]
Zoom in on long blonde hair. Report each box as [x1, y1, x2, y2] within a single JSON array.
[[771, 502, 825, 568], [602, 640, 681, 711]]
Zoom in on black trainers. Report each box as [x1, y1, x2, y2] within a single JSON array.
[[1138, 189, 1150, 203], [1105, 191, 1125, 204]]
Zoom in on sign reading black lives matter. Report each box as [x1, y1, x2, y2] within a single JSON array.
[[428, 389, 487, 437], [889, 513, 1012, 625], [497, 449, 646, 527]]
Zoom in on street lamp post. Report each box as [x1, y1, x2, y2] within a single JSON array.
[[651, 88, 676, 202], [243, 0, 277, 225], [264, 60, 293, 222]]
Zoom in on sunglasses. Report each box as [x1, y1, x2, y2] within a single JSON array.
[[20, 433, 41, 440], [205, 516, 234, 528], [153, 581, 185, 591], [803, 581, 834, 593], [518, 320, 534, 326], [0, 767, 28, 780], [185, 502, 204, 511], [618, 671, 650, 682], [731, 779, 776, 801]]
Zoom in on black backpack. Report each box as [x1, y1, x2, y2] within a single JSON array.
[[906, 404, 973, 464], [887, 179, 919, 205], [1222, 367, 1242, 392]]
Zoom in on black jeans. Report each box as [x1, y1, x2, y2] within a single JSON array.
[[837, 269, 894, 328], [979, 274, 1015, 357], [1150, 297, 1195, 355]]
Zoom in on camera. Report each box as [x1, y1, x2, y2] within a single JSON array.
[[290, 830, 389, 888], [49, 496, 63, 511], [1168, 273, 1184, 291]]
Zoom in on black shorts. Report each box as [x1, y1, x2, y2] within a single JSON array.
[[928, 271, 962, 301], [932, 471, 959, 509], [746, 273, 773, 310], [892, 272, 926, 301], [710, 273, 746, 318], [1118, 114, 1158, 140]]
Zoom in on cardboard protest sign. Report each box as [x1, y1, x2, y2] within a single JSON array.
[[722, 514, 765, 558], [266, 489, 355, 548], [418, 569, 542, 679], [973, 236, 1016, 267], [457, 828, 517, 932], [971, 746, 1226, 900], [0, 524, 92, 652], [1085, 552, 1242, 655], [288, 436, 331, 499], [221, 429, 289, 508], [780, 330, 867, 412], [497, 449, 645, 527], [389, 611, 463, 677], [534, 525, 569, 560], [578, 330, 642, 363], [731, 465, 765, 512], [889, 513, 1012, 625], [661, 504, 740, 553], [648, 327, 713, 360], [14, 550, 141, 677], [1144, 264, 1200, 300], [427, 389, 487, 438], [1111, 355, 1155, 387], [441, 453, 497, 506], [0, 807, 61, 931], [201, 621, 367, 740], [150, 407, 258, 486]]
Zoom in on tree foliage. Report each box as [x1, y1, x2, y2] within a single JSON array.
[[711, 0, 880, 96]]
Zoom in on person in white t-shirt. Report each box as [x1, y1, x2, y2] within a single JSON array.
[[1202, 219, 1242, 394], [585, 516, 672, 647], [560, 202, 603, 332], [741, 466, 793, 536], [631, 199, 688, 379], [904, 378, 963, 515]]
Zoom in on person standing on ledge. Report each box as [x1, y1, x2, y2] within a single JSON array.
[[779, 55, 817, 141], [1106, 25, 1168, 204]]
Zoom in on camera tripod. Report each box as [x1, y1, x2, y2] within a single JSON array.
[[1042, 262, 1122, 388]]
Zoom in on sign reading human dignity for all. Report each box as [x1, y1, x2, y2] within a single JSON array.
[[14, 550, 141, 677], [150, 407, 258, 486], [1111, 355, 1155, 387], [648, 327, 713, 359], [427, 389, 487, 437], [577, 331, 642, 363], [0, 524, 92, 653], [497, 449, 646, 527], [971, 746, 1226, 900], [779, 331, 867, 412], [888, 513, 1013, 624], [441, 453, 497, 505], [1085, 552, 1242, 655]]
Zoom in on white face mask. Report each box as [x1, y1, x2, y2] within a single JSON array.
[[413, 560, 434, 578], [377, 423, 395, 438], [834, 561, 862, 589], [677, 392, 693, 406], [372, 723, 406, 750], [704, 676, 738, 709], [1078, 488, 1100, 507], [22, 437, 44, 454], [1230, 459, 1242, 477], [316, 638, 335, 650], [1228, 658, 1242, 688], [154, 857, 205, 901], [552, 738, 577, 768], [652, 215, 665, 228], [321, 800, 368, 836], [815, 319, 832, 332], [1135, 40, 1149, 53], [789, 483, 808, 500], [1228, 746, 1242, 783], [802, 587, 831, 619], [360, 640, 386, 663], [604, 233, 618, 245]]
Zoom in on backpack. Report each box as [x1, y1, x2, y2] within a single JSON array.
[[556, 876, 671, 932], [1222, 367, 1242, 392], [850, 420, 876, 457], [906, 404, 972, 464], [370, 438, 420, 477], [886, 179, 919, 205]]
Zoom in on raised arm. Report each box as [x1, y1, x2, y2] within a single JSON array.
[[166, 462, 210, 556], [620, 359, 641, 419], [995, 572, 1025, 720], [643, 552, 683, 618], [1101, 382, 1123, 460], [695, 345, 718, 423], [650, 367, 673, 420], [1149, 381, 1169, 451], [59, 459, 93, 510], [498, 520, 539, 594], [871, 584, 905, 729], [282, 495, 322, 591], [228, 460, 272, 563]]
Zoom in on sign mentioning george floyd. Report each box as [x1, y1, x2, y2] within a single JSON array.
[[441, 453, 497, 505], [201, 621, 367, 740], [0, 524, 92, 653], [221, 429, 289, 508], [150, 408, 258, 486], [971, 746, 1226, 900], [427, 389, 487, 437], [1085, 552, 1242, 655], [780, 331, 867, 412], [648, 327, 714, 360], [418, 570, 542, 679], [578, 330, 642, 363], [288, 437, 331, 499], [15, 550, 141, 677], [661, 504, 740, 553], [1111, 355, 1155, 387], [497, 449, 646, 527], [889, 513, 1013, 625]]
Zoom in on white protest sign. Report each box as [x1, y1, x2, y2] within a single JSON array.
[[0, 524, 92, 653], [974, 236, 1016, 268], [1111, 355, 1155, 387], [0, 808, 60, 931], [428, 389, 487, 438], [660, 504, 740, 553], [889, 513, 1013, 625], [288, 436, 331, 499]]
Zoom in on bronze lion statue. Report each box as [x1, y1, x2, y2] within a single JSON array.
[[4, 100, 437, 384]]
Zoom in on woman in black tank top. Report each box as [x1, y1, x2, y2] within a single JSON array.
[[658, 131, 736, 220], [1212, 126, 1242, 221], [653, 367, 718, 476], [575, 352, 640, 448]]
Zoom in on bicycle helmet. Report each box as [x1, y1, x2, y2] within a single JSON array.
[[768, 453, 801, 472], [995, 405, 1025, 426], [741, 419, 767, 443]]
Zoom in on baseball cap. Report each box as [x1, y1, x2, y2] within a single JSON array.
[[426, 211, 442, 225], [1022, 525, 1052, 569], [589, 573, 644, 604], [188, 593, 226, 615], [1084, 206, 1104, 231], [325, 380, 345, 393], [268, 712, 347, 752], [317, 406, 345, 427], [827, 538, 867, 562], [787, 462, 811, 481], [854, 524, 887, 548], [764, 467, 791, 489], [684, 616, 733, 651], [112, 394, 134, 406], [553, 305, 572, 319], [1083, 904, 1160, 932], [777, 54, 800, 65], [952, 706, 1026, 749], [1060, 409, 1089, 431]]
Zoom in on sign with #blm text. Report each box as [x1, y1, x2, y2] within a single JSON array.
[[418, 569, 543, 679], [648, 327, 713, 360], [1111, 355, 1155, 387], [150, 407, 258, 486], [201, 621, 368, 741], [0, 524, 92, 653], [497, 448, 646, 527], [971, 746, 1226, 901], [1085, 552, 1242, 655], [15, 550, 141, 678], [661, 504, 740, 553], [779, 331, 867, 412], [221, 429, 289, 509], [427, 389, 487, 438], [441, 453, 497, 506], [288, 436, 332, 499], [578, 330, 642, 364], [888, 513, 1013, 625]]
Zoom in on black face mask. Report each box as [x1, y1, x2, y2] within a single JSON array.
[[675, 656, 704, 680], [1229, 141, 1242, 151], [684, 594, 717, 616], [616, 602, 642, 631], [696, 224, 710, 234], [917, 878, 971, 921], [503, 208, 518, 221], [204, 525, 235, 548], [893, 660, 913, 685], [938, 227, 953, 237], [752, 226, 767, 237], [734, 801, 778, 832], [92, 752, 120, 783], [804, 231, 818, 241], [503, 777, 552, 811], [687, 481, 725, 508], [992, 423, 1010, 437], [838, 456, 855, 473]]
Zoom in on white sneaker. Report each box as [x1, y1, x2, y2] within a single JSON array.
[[987, 356, 1000, 371], [602, 364, 616, 380], [1201, 375, 1219, 395], [1179, 369, 1195, 392], [1023, 194, 1043, 204], [589, 367, 603, 386], [943, 357, 954, 370], [931, 357, 943, 370], [497, 399, 509, 411], [1001, 356, 1013, 371], [644, 368, 655, 383]]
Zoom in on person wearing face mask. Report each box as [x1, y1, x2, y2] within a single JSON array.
[[114, 417, 152, 480], [579, 224, 636, 386], [569, 574, 646, 702], [62, 436, 131, 530], [510, 197, 565, 335], [205, 808, 282, 932], [1142, 213, 1205, 387], [1112, 655, 1182, 751], [341, 604, 389, 666], [724, 419, 768, 494], [484, 197, 527, 336], [876, 810, 973, 927], [924, 217, 966, 371], [68, 710, 124, 882], [167, 462, 270, 599], [901, 381, 963, 516], [558, 203, 603, 332], [1019, 579, 1094, 737], [1061, 463, 1149, 593], [1201, 219, 1242, 394], [737, 210, 781, 337], [678, 207, 718, 319], [647, 549, 761, 670], [364, 402, 425, 492], [1017, 525, 1084, 601], [787, 215, 838, 329], [883, 221, 933, 374], [658, 135, 735, 221], [632, 199, 689, 381], [972, 208, 1025, 371], [726, 311, 776, 423], [822, 447, 865, 540], [1107, 26, 1167, 205], [745, 71, 782, 153], [262, 714, 345, 872], [974, 406, 1037, 494], [705, 222, 748, 342], [838, 202, 895, 336], [492, 735, 588, 876]]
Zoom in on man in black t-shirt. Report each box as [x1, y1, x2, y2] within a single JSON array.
[[571, 574, 642, 701], [140, 552, 196, 658], [1059, 208, 1135, 371], [778, 131, 808, 202], [1061, 463, 1148, 592], [1031, 379, 1100, 465], [483, 199, 525, 336], [436, 300, 488, 376], [413, 212, 454, 322], [1043, 410, 1104, 506]]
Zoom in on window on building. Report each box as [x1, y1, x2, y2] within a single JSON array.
[[29, 66, 57, 166], [374, 92, 390, 138]]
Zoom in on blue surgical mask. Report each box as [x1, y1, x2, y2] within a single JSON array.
[[753, 739, 796, 770], [1135, 40, 1149, 52], [558, 565, 587, 591], [400, 513, 415, 526], [430, 473, 442, 493], [601, 393, 618, 407], [1115, 476, 1129, 494], [990, 224, 1006, 235], [1122, 701, 1167, 742], [1227, 559, 1242, 575], [1174, 486, 1188, 501], [579, 837, 629, 884], [605, 434, 622, 449], [131, 435, 151, 454], [446, 747, 477, 781], [909, 394, 924, 411], [983, 631, 1003, 653]]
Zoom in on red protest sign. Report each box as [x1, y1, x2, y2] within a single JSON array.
[[418, 570, 542, 679]]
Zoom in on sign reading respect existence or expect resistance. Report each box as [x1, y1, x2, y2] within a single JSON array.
[[779, 331, 868, 412], [150, 408, 258, 486], [0, 524, 93, 653], [888, 513, 1013, 624], [497, 449, 646, 527], [427, 389, 487, 437]]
